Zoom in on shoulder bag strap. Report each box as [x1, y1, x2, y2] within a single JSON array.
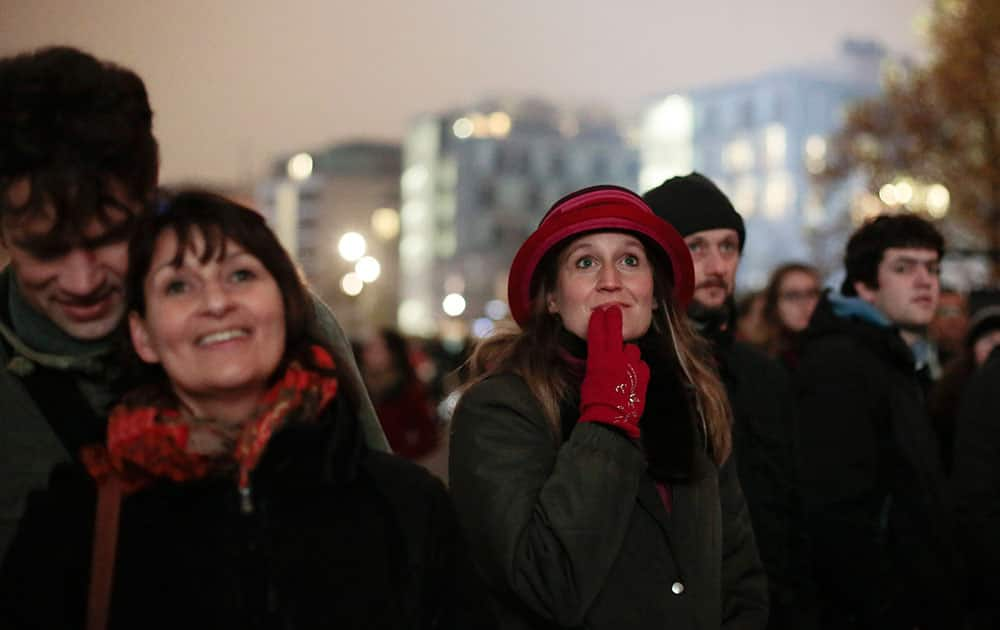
[[86, 474, 123, 630]]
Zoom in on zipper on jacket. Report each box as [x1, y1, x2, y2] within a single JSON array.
[[239, 484, 254, 514]]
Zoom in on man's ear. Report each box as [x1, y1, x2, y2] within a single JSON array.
[[854, 280, 878, 305], [128, 311, 161, 364]]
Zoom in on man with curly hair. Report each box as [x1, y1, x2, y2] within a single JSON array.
[[794, 214, 962, 628], [0, 47, 158, 560]]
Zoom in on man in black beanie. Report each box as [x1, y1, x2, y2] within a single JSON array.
[[643, 172, 745, 327], [644, 173, 814, 630]]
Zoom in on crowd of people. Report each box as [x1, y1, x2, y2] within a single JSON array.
[[1, 45, 997, 630]]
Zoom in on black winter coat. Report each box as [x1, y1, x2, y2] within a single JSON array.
[[0, 399, 487, 630], [952, 347, 1000, 629], [710, 333, 812, 629], [794, 295, 962, 629], [449, 371, 768, 630]]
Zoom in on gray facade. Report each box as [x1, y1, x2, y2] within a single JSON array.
[[639, 40, 885, 288], [257, 142, 402, 335], [400, 98, 638, 337]]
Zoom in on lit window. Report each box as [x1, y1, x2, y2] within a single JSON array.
[[401, 165, 429, 195], [400, 234, 429, 260], [723, 138, 754, 172], [765, 172, 793, 219], [733, 177, 758, 217], [470, 113, 490, 138], [488, 112, 512, 138], [805, 135, 826, 160], [400, 200, 428, 230], [804, 134, 827, 174], [804, 189, 825, 226], [644, 95, 694, 140], [764, 124, 786, 167]]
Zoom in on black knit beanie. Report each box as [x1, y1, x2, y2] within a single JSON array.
[[966, 305, 1000, 349], [642, 172, 746, 251]]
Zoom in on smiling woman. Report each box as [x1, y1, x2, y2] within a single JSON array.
[[0, 191, 490, 630], [127, 213, 288, 426]]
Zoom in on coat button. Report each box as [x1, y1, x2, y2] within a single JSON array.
[[671, 581, 685, 595]]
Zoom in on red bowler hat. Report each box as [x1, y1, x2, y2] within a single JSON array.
[[507, 185, 694, 326]]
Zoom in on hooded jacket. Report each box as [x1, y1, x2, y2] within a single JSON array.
[[793, 291, 961, 629]]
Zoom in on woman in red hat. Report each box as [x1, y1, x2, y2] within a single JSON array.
[[449, 185, 768, 629]]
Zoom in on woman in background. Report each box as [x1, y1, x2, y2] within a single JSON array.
[[760, 262, 821, 370], [360, 327, 439, 459]]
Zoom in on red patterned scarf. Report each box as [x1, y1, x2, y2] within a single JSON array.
[[82, 345, 339, 495]]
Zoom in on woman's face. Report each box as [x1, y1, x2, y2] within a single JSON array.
[[129, 228, 286, 409], [776, 270, 820, 333], [546, 232, 656, 342], [362, 333, 393, 374]]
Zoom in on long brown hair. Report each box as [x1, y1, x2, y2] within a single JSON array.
[[761, 262, 821, 358], [467, 236, 732, 465]]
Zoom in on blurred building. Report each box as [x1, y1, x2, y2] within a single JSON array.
[[638, 39, 886, 288], [399, 97, 639, 339], [256, 142, 402, 335]]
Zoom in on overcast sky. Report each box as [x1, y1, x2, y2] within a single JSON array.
[[3, 0, 930, 186]]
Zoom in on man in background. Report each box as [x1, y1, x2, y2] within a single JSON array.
[[794, 214, 961, 628], [644, 173, 810, 629]]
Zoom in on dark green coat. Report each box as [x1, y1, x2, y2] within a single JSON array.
[[450, 372, 768, 629]]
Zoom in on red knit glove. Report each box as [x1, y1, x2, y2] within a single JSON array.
[[578, 306, 650, 440]]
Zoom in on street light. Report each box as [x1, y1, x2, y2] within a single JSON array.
[[879, 183, 899, 206], [287, 153, 313, 181], [341, 272, 363, 297], [442, 293, 466, 317], [337, 232, 366, 262], [926, 184, 950, 218], [355, 256, 381, 283], [485, 299, 509, 321], [894, 179, 914, 205]]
